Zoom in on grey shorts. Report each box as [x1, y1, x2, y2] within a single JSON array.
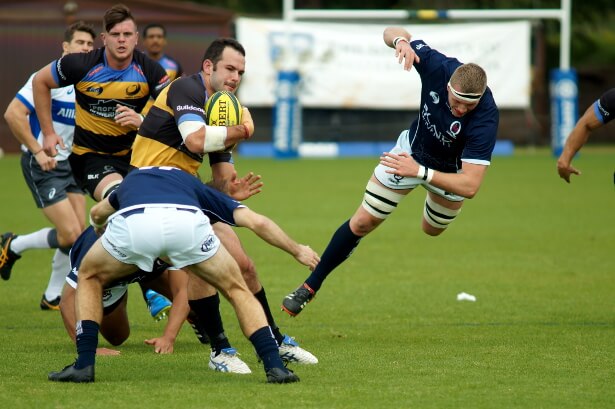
[[20, 153, 84, 208]]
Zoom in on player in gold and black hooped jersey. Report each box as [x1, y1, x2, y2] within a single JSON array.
[[33, 4, 170, 201], [131, 39, 321, 369], [131, 38, 252, 177]]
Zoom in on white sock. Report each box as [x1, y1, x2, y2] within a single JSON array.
[[10, 227, 53, 254], [44, 249, 70, 300]]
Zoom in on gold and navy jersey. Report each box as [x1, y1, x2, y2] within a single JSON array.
[[51, 48, 170, 156], [158, 54, 183, 82], [131, 73, 231, 175]]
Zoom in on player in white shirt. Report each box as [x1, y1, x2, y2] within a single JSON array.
[[1, 22, 96, 309]]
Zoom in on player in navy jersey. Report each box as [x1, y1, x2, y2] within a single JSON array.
[[1, 22, 96, 309], [48, 166, 319, 384], [61, 226, 221, 356], [60, 226, 182, 355], [283, 26, 500, 317], [557, 88, 615, 183]]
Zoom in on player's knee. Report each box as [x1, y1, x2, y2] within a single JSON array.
[[350, 213, 379, 236], [361, 181, 404, 221], [422, 196, 461, 233], [237, 256, 256, 278], [58, 227, 82, 247]]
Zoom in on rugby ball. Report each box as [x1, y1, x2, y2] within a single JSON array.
[[205, 90, 242, 152]]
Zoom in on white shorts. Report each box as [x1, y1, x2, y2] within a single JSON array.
[[101, 206, 220, 272], [373, 130, 465, 202]]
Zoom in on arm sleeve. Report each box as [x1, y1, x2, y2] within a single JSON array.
[[595, 88, 615, 125], [52, 52, 95, 87]]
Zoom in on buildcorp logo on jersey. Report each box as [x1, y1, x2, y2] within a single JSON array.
[[177, 104, 205, 115]]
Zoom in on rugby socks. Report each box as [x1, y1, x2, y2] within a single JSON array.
[[9, 227, 54, 254], [305, 220, 362, 292], [254, 287, 284, 345], [44, 248, 70, 300], [249, 326, 284, 370], [188, 294, 231, 354], [75, 320, 99, 369]]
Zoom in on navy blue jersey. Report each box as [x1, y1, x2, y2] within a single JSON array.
[[407, 40, 499, 173], [68, 226, 168, 287], [595, 88, 615, 125], [51, 48, 170, 156], [108, 166, 244, 225]]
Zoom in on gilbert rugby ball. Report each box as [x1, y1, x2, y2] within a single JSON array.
[[205, 91, 243, 152]]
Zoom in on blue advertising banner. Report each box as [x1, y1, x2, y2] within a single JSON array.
[[273, 70, 301, 159], [550, 69, 578, 157]]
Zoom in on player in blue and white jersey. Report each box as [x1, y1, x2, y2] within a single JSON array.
[[1, 21, 96, 309], [557, 88, 615, 183], [283, 26, 500, 317], [48, 166, 319, 384]]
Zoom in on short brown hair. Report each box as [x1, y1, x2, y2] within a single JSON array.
[[201, 38, 245, 67], [103, 4, 136, 33], [64, 20, 96, 43], [450, 63, 487, 94]]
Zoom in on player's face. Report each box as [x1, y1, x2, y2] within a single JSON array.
[[102, 19, 138, 65], [208, 47, 246, 94], [447, 84, 479, 118], [143, 27, 166, 56], [64, 31, 95, 55]]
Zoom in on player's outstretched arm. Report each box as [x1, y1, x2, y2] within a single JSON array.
[[557, 105, 602, 183], [233, 208, 320, 271]]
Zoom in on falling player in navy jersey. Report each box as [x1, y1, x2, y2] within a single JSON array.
[[283, 26, 500, 317], [48, 166, 319, 384], [557, 88, 615, 183]]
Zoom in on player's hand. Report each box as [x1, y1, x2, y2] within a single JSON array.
[[380, 151, 419, 178], [96, 347, 121, 356], [144, 337, 175, 354], [556, 159, 581, 183], [34, 149, 57, 172], [228, 171, 263, 201], [241, 107, 254, 138], [115, 104, 143, 130], [42, 132, 65, 158], [394, 41, 420, 71], [294, 245, 320, 271]]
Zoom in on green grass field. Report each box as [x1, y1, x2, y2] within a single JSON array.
[[0, 148, 613, 408]]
